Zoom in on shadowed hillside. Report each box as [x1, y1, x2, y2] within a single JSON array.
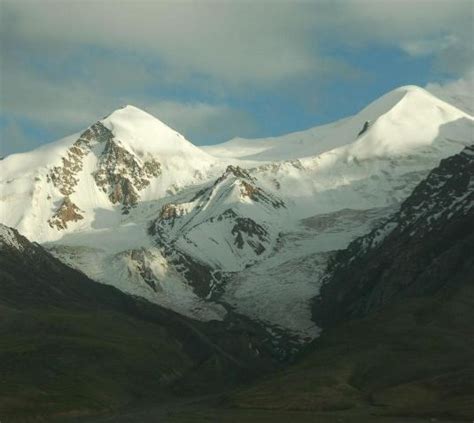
[[0, 225, 279, 421], [228, 146, 474, 420]]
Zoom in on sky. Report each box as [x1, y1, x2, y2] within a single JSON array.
[[0, 0, 473, 156]]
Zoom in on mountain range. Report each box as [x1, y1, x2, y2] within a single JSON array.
[[229, 143, 474, 420], [1, 84, 473, 420]]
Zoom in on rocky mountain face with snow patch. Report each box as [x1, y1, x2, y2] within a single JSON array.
[[46, 121, 161, 219], [313, 144, 474, 326], [229, 155, 474, 418], [149, 165, 285, 270], [93, 132, 162, 213], [1, 86, 473, 344]]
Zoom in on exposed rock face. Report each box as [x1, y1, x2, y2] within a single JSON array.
[[159, 203, 181, 221], [147, 222, 220, 298], [48, 121, 162, 218], [231, 216, 268, 255], [357, 120, 370, 137], [229, 146, 474, 421], [94, 139, 161, 213], [313, 145, 474, 327], [215, 165, 254, 183], [217, 165, 285, 208], [48, 197, 84, 230], [147, 166, 286, 298], [199, 208, 270, 255], [170, 251, 219, 298], [255, 159, 304, 174], [48, 122, 113, 196], [129, 249, 159, 292], [239, 180, 285, 208]]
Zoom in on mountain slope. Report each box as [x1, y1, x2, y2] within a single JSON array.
[[229, 146, 474, 420], [1, 86, 472, 336], [210, 90, 472, 335], [149, 165, 286, 273], [0, 106, 220, 243], [313, 144, 474, 325], [0, 224, 280, 420], [204, 86, 472, 161]]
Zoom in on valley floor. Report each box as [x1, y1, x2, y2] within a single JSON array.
[[56, 396, 463, 423]]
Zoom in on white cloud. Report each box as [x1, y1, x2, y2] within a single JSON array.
[[0, 61, 257, 148], [402, 35, 459, 57], [426, 69, 474, 115], [1, 65, 114, 129], [325, 1, 473, 74], [1, 0, 472, 153]]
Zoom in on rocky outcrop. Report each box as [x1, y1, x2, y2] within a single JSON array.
[[216, 165, 285, 208], [215, 165, 255, 185], [48, 121, 162, 217], [48, 122, 113, 196], [255, 159, 304, 174], [357, 120, 370, 137], [129, 249, 159, 292], [239, 180, 285, 208], [146, 164, 286, 297], [94, 139, 161, 213], [231, 216, 268, 255], [170, 251, 219, 298], [48, 197, 84, 230], [147, 220, 221, 298], [159, 203, 181, 220], [228, 146, 474, 422], [313, 145, 474, 327]]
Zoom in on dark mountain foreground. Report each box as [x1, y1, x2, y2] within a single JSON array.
[[227, 146, 474, 421], [0, 225, 280, 422]]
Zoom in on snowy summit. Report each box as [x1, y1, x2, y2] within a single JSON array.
[[0, 85, 472, 335]]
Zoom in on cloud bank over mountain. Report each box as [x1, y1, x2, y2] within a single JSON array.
[[1, 0, 472, 156]]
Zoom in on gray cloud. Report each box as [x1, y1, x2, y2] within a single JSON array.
[[0, 56, 257, 149], [1, 1, 323, 85], [5, 1, 471, 84], [145, 101, 258, 144], [1, 0, 472, 154]]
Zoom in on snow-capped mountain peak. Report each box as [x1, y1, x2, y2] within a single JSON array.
[[204, 85, 472, 162], [344, 85, 472, 161], [1, 86, 472, 334], [0, 106, 220, 242], [102, 105, 215, 161]]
